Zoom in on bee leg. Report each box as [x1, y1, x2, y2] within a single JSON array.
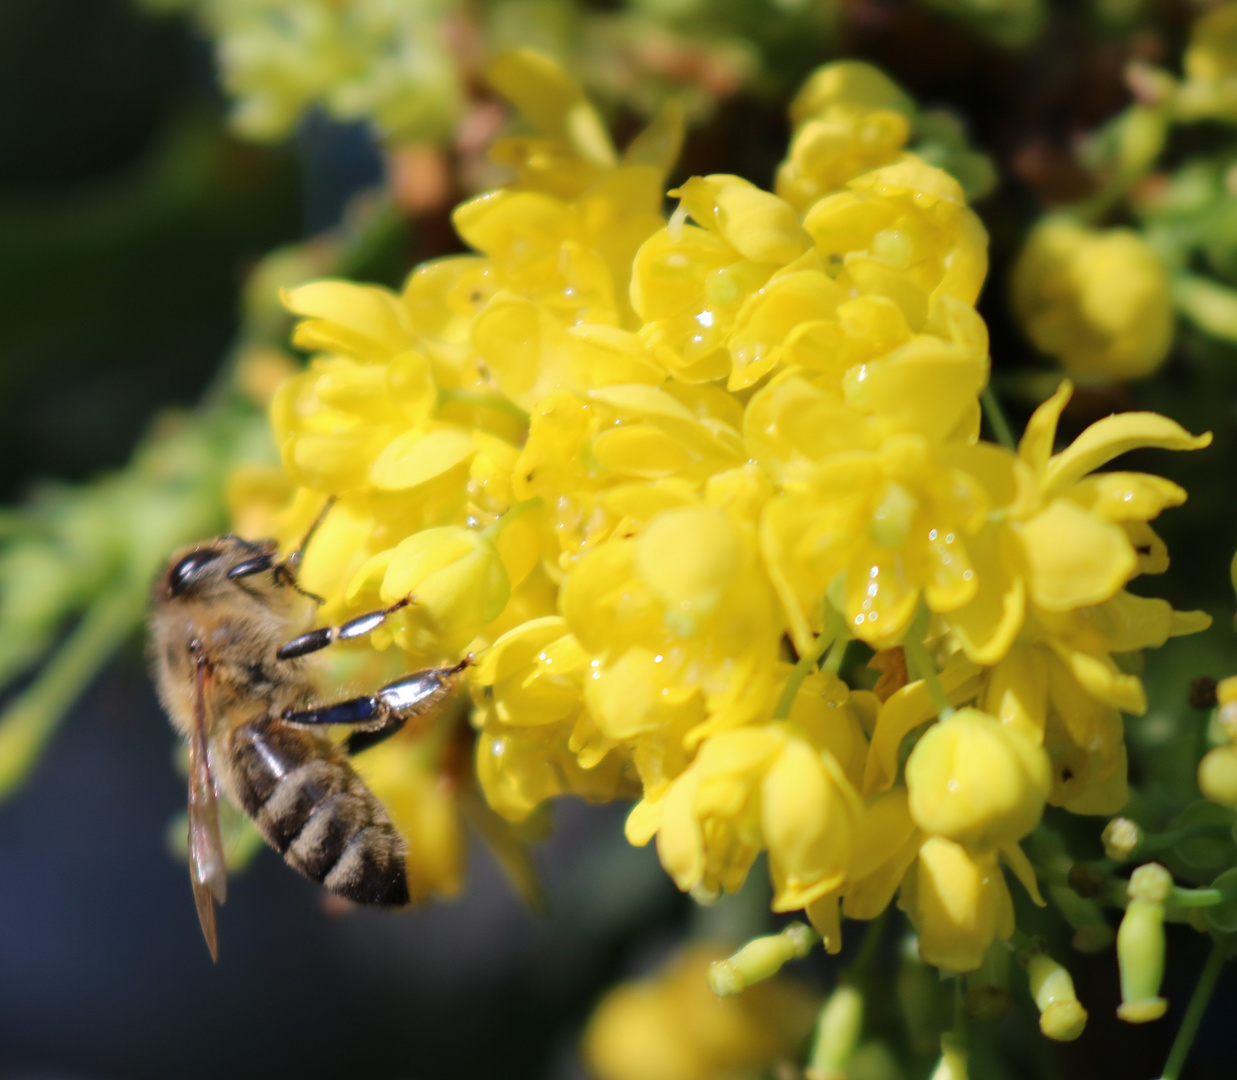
[[282, 694, 387, 728], [276, 597, 413, 661], [283, 659, 471, 751], [280, 693, 406, 754], [345, 717, 407, 756]]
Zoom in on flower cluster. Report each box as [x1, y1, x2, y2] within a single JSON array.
[[247, 52, 1211, 975]]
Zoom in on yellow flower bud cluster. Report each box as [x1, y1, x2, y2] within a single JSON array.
[[245, 52, 1212, 972], [1011, 217, 1174, 380]]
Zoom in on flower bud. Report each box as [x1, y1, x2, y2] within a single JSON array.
[[1102, 817, 1143, 861], [1025, 950, 1088, 1041], [1011, 217, 1173, 380], [709, 922, 817, 996], [374, 526, 510, 653], [902, 838, 1015, 973], [906, 708, 1051, 851], [1116, 864, 1171, 1023], [1199, 745, 1237, 807], [807, 984, 864, 1080]]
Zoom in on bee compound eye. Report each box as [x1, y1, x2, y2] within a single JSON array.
[[168, 549, 221, 596]]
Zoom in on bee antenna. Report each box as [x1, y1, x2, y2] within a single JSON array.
[[272, 496, 336, 604], [287, 495, 337, 570]]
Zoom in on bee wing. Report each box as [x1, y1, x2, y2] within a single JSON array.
[[188, 655, 228, 962]]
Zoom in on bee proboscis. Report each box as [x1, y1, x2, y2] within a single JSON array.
[[149, 516, 469, 960]]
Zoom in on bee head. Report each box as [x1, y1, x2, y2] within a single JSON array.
[[158, 537, 280, 602]]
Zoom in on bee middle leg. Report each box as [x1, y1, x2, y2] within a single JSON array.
[[276, 597, 413, 661]]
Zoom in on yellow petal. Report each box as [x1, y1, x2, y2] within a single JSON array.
[[676, 175, 811, 265], [947, 525, 1026, 666], [1018, 380, 1072, 481], [1020, 499, 1136, 610], [485, 49, 615, 165], [282, 280, 412, 358], [369, 425, 477, 490], [1000, 841, 1046, 907], [1044, 414, 1212, 497]]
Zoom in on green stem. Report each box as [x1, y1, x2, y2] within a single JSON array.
[[438, 387, 531, 425], [822, 637, 850, 676], [773, 629, 836, 719], [1160, 943, 1228, 1080], [0, 585, 144, 799], [981, 385, 1016, 451], [1137, 823, 1233, 858], [1166, 884, 1237, 909], [844, 909, 888, 986], [903, 635, 953, 720]]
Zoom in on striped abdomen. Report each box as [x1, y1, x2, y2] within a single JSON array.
[[225, 717, 409, 907]]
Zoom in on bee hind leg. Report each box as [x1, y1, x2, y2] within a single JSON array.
[[281, 690, 409, 757], [282, 661, 469, 753]]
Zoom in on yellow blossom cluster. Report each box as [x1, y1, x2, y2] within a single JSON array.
[[248, 52, 1211, 973]]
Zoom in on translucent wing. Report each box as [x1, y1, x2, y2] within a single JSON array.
[[188, 653, 227, 962]]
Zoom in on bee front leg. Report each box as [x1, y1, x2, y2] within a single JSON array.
[[276, 598, 413, 661]]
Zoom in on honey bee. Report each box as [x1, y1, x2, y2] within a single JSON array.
[[149, 511, 469, 961]]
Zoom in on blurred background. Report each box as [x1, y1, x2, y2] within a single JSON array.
[[3, 1, 1237, 1077]]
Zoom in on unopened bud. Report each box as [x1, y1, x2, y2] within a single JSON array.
[[1200, 745, 1237, 806], [807, 984, 864, 1080], [708, 922, 817, 996], [1026, 951, 1088, 1041], [1128, 862, 1173, 903], [1102, 817, 1143, 861], [1116, 866, 1170, 1024]]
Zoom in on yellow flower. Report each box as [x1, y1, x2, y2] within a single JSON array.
[[946, 380, 1210, 666], [759, 434, 1011, 651], [515, 385, 746, 559], [905, 707, 1051, 851], [582, 945, 819, 1080], [626, 722, 861, 909], [228, 51, 1215, 995], [342, 525, 510, 655], [634, 157, 988, 391], [803, 157, 989, 332], [1011, 218, 1174, 379], [776, 61, 915, 213], [561, 503, 782, 763], [900, 836, 1015, 972]]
